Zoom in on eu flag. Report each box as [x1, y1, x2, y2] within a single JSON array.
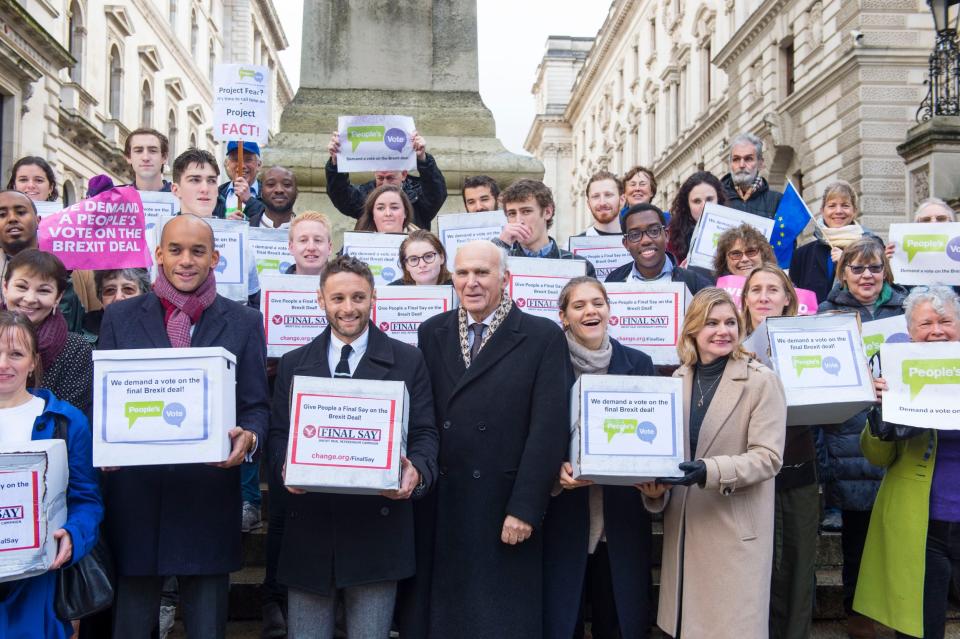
[[773, 181, 814, 268]]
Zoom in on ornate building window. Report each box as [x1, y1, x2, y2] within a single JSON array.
[[208, 39, 216, 82], [168, 109, 178, 158], [191, 10, 199, 57], [168, 0, 177, 31], [68, 1, 84, 83], [140, 81, 153, 126], [108, 46, 123, 119]]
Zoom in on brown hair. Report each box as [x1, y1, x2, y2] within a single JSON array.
[[500, 179, 555, 229], [5, 249, 69, 295], [7, 157, 58, 202], [0, 310, 42, 385], [398, 230, 451, 285], [558, 276, 609, 312], [820, 180, 859, 216], [677, 288, 748, 367], [741, 264, 799, 334], [585, 170, 623, 197], [712, 224, 776, 277], [320, 254, 375, 291], [123, 128, 170, 158], [355, 185, 413, 232], [836, 236, 894, 286], [622, 165, 658, 197]]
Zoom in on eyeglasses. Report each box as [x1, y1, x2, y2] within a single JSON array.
[[727, 247, 760, 261], [624, 225, 664, 243], [404, 252, 438, 267], [846, 264, 884, 275]]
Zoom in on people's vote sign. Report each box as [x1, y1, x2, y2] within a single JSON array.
[[100, 368, 210, 444], [506, 257, 587, 326], [861, 314, 910, 359], [568, 235, 630, 280], [213, 63, 271, 144], [437, 211, 505, 268], [715, 275, 818, 316], [249, 227, 295, 274], [336, 115, 416, 173], [881, 341, 960, 429], [37, 186, 151, 270], [687, 203, 775, 271], [373, 285, 454, 346], [260, 274, 326, 358], [342, 232, 407, 286], [888, 222, 960, 285], [604, 282, 688, 365]]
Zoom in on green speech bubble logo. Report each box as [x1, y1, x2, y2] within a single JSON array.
[[125, 401, 164, 429], [792, 355, 821, 377], [257, 258, 279, 274], [863, 334, 885, 359], [902, 234, 948, 262], [602, 418, 637, 443], [711, 232, 721, 248], [346, 126, 385, 152], [902, 359, 960, 399]]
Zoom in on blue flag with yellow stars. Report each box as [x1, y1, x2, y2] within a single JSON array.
[[773, 181, 813, 268]]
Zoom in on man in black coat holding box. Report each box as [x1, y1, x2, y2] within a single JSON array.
[[267, 255, 438, 637]]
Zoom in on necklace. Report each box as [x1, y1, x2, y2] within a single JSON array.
[[696, 374, 722, 407]]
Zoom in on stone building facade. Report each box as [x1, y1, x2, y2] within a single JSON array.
[[2, 0, 292, 204], [526, 0, 936, 242]]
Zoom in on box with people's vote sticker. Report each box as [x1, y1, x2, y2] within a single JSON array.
[[0, 440, 68, 582], [570, 374, 685, 484]]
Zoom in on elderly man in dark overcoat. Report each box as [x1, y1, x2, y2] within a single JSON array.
[[416, 240, 572, 638]]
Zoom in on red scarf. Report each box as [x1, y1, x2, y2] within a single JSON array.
[[153, 269, 217, 348]]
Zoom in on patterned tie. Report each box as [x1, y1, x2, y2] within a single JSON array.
[[469, 323, 486, 362], [334, 344, 353, 378]]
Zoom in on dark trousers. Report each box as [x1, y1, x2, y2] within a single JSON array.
[[113, 574, 229, 639], [895, 519, 960, 639], [573, 542, 620, 639], [769, 482, 819, 639], [263, 455, 288, 605], [841, 509, 873, 611]]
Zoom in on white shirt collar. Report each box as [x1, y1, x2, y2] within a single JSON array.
[[467, 309, 498, 327], [328, 325, 370, 376], [259, 213, 290, 229]]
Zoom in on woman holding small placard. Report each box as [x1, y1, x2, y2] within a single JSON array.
[[637, 288, 786, 639], [543, 276, 656, 639], [855, 285, 960, 639], [742, 265, 820, 639], [0, 311, 102, 639], [389, 230, 452, 286], [354, 185, 415, 234]]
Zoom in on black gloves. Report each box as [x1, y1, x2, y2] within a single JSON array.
[[657, 460, 707, 487]]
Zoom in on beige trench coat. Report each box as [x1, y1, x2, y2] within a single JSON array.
[[644, 357, 786, 638]]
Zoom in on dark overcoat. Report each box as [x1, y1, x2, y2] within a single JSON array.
[[267, 323, 438, 594], [416, 305, 573, 639], [98, 292, 270, 575], [542, 338, 656, 639]]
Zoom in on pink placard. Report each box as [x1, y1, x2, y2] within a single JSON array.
[[716, 274, 818, 316], [38, 186, 152, 270]]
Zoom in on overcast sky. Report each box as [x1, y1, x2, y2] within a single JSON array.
[[276, 1, 609, 156]]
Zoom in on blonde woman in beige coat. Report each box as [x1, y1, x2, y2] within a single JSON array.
[[638, 288, 786, 638]]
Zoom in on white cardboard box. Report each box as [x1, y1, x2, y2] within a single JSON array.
[[437, 211, 505, 268], [0, 440, 68, 583], [285, 376, 409, 494], [604, 281, 691, 366], [506, 256, 587, 327], [342, 231, 407, 286], [570, 374, 685, 484], [93, 347, 237, 466], [567, 235, 630, 281], [373, 285, 455, 346], [249, 227, 295, 275], [260, 274, 327, 357], [745, 313, 875, 425]]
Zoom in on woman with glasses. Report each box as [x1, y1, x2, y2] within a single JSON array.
[[665, 171, 727, 264], [713, 224, 776, 278], [389, 230, 452, 286], [815, 236, 907, 639]]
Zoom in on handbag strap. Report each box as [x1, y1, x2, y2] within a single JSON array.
[[52, 413, 69, 445]]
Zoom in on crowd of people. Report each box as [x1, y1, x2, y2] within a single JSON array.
[[0, 122, 957, 639]]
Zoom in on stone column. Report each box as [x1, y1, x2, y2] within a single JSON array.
[[897, 116, 960, 214]]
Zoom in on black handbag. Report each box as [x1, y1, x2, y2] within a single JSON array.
[[52, 415, 115, 620]]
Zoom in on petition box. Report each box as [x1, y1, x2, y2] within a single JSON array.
[[507, 256, 586, 327], [437, 211, 505, 269], [373, 285, 455, 346], [260, 273, 327, 357], [0, 440, 67, 583], [570, 374, 685, 484], [745, 313, 874, 425], [567, 235, 629, 281], [285, 376, 409, 494], [342, 231, 406, 286], [604, 281, 690, 366], [93, 347, 237, 466]]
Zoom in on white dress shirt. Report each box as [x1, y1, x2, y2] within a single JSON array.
[[328, 327, 370, 377]]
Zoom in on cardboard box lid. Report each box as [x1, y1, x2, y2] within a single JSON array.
[[93, 346, 237, 364]]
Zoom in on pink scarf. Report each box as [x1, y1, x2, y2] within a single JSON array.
[[152, 269, 217, 348]]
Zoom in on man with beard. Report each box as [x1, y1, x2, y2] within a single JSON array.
[[573, 170, 624, 236], [250, 166, 298, 228], [0, 190, 38, 286], [720, 133, 783, 218], [462, 175, 500, 213]]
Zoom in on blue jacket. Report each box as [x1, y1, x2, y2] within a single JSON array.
[[0, 389, 103, 639]]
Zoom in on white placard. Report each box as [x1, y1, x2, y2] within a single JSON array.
[[881, 341, 960, 429], [888, 222, 960, 285], [249, 227, 294, 274], [139, 191, 179, 221], [506, 257, 587, 326], [604, 281, 689, 365], [862, 314, 910, 359], [212, 64, 271, 144], [687, 203, 775, 270], [568, 235, 630, 281], [33, 201, 63, 217], [260, 274, 326, 358], [437, 211, 506, 268], [373, 285, 454, 346], [342, 232, 406, 287], [156, 217, 250, 301], [336, 115, 417, 173]]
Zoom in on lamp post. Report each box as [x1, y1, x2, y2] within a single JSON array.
[[918, 0, 960, 121]]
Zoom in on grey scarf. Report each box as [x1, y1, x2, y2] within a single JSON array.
[[565, 330, 613, 378]]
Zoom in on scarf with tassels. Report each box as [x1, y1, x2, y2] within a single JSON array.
[[458, 294, 513, 368], [153, 269, 217, 348]]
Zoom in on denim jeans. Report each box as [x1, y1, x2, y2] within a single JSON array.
[[287, 581, 396, 639], [241, 459, 261, 506], [895, 519, 960, 639]]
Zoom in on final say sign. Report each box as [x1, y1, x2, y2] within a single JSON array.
[[213, 64, 271, 144]]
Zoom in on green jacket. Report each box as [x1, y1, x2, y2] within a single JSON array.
[[853, 426, 937, 637]]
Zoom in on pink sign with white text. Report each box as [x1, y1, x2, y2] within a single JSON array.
[[716, 275, 818, 316]]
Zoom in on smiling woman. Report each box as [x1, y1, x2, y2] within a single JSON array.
[[6, 157, 58, 203], [354, 185, 414, 234]]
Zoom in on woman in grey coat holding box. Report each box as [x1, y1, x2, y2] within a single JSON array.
[[542, 276, 656, 639]]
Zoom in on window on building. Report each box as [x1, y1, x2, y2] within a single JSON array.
[[780, 37, 796, 98], [649, 107, 657, 157], [208, 39, 216, 82], [649, 18, 656, 55], [168, 109, 178, 158], [140, 81, 153, 126], [191, 10, 199, 57], [701, 43, 712, 110], [108, 46, 123, 119], [190, 130, 197, 149], [169, 0, 177, 30], [62, 180, 76, 207], [68, 1, 84, 83]]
